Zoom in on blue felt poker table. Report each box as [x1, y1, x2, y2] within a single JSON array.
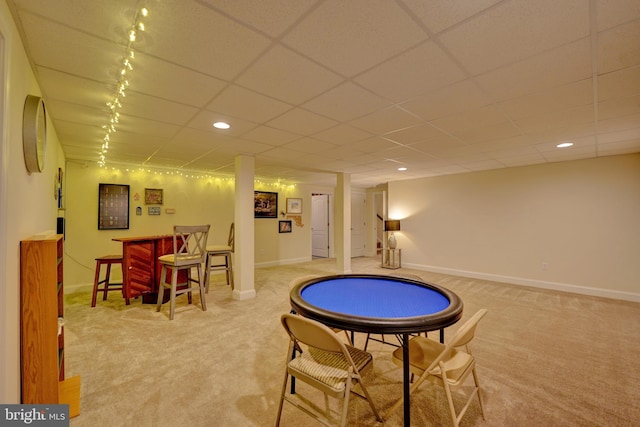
[[289, 274, 463, 426]]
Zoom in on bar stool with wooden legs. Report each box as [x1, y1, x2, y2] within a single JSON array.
[[157, 224, 210, 320], [91, 255, 128, 307], [204, 222, 234, 292]]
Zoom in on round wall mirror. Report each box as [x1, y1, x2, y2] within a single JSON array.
[[23, 94, 47, 174]]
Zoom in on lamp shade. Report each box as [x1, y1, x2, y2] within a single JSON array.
[[384, 219, 400, 232]]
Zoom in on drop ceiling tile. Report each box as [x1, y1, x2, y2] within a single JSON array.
[[598, 138, 640, 155], [597, 1, 640, 31], [430, 105, 511, 134], [312, 124, 372, 144], [143, 0, 271, 81], [440, 0, 590, 75], [514, 105, 595, 133], [401, 0, 503, 34], [115, 113, 180, 138], [18, 13, 123, 82], [282, 0, 428, 77], [349, 105, 423, 135], [597, 19, 640, 74], [407, 136, 466, 154], [206, 85, 292, 123], [597, 126, 640, 144], [122, 92, 199, 125], [240, 125, 301, 146], [599, 95, 640, 122], [496, 152, 547, 167], [133, 53, 228, 107], [355, 41, 466, 102], [281, 138, 338, 154], [385, 123, 456, 145], [13, 0, 136, 43], [199, 0, 317, 37], [302, 82, 388, 122], [36, 68, 111, 108], [450, 121, 523, 145], [598, 67, 640, 101], [237, 45, 343, 104], [45, 100, 106, 127], [475, 38, 592, 101], [598, 110, 640, 132], [267, 108, 337, 135], [349, 137, 402, 153], [401, 80, 492, 121], [499, 79, 593, 120]]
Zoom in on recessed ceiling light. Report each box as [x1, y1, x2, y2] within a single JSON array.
[[556, 142, 573, 148], [213, 121, 230, 130], [398, 167, 407, 171]]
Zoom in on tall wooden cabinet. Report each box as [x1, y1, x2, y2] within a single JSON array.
[[20, 234, 80, 416]]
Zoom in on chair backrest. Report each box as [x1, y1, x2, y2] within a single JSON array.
[[426, 309, 488, 372], [172, 224, 210, 266], [281, 313, 350, 357], [227, 222, 235, 252]]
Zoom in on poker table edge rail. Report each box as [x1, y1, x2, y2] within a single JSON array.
[[289, 274, 464, 335]]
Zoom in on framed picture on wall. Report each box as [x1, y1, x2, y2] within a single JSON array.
[[98, 183, 130, 230], [286, 198, 302, 214], [279, 220, 292, 233], [254, 191, 278, 218], [144, 188, 163, 205]]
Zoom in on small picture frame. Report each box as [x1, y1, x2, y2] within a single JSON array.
[[279, 220, 292, 233], [286, 198, 302, 214], [148, 206, 161, 215], [145, 188, 163, 205]]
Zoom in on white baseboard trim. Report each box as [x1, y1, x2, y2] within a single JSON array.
[[255, 256, 312, 268], [232, 288, 256, 300], [404, 262, 640, 303]]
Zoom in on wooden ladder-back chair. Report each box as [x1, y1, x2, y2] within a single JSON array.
[[387, 308, 488, 426], [276, 313, 382, 427], [156, 224, 210, 320]]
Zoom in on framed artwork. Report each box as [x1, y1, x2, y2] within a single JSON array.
[[148, 206, 161, 215], [144, 188, 163, 205], [286, 198, 302, 214], [98, 183, 130, 230], [279, 220, 292, 233], [254, 191, 278, 218]]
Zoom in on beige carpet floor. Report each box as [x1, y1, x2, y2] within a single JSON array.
[[64, 257, 640, 427]]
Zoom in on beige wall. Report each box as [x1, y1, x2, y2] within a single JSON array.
[[63, 162, 315, 287], [389, 154, 640, 301], [1, 1, 66, 402]]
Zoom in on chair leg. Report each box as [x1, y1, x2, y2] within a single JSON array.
[[226, 254, 234, 289], [156, 265, 167, 312], [91, 260, 101, 307], [472, 367, 485, 419], [103, 263, 114, 300], [204, 253, 211, 293], [197, 264, 207, 312], [170, 268, 178, 320], [187, 268, 193, 305]]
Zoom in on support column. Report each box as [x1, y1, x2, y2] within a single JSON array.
[[335, 173, 351, 273], [233, 155, 256, 300]]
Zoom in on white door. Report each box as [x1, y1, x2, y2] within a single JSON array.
[[351, 192, 366, 257], [312, 194, 329, 258]]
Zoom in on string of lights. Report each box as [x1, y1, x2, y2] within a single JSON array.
[[98, 6, 148, 168]]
